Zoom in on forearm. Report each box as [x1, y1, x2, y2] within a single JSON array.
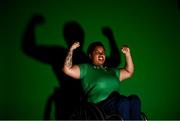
[[120, 46, 134, 81], [64, 48, 74, 70], [63, 42, 81, 79], [124, 53, 134, 75]]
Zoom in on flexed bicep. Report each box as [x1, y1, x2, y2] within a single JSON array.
[[63, 41, 81, 79]]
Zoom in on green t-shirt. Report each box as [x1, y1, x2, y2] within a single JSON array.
[[79, 64, 121, 103]]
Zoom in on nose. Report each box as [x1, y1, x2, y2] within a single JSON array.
[[99, 52, 104, 56]]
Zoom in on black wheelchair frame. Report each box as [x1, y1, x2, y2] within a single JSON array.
[[44, 87, 148, 120], [70, 102, 148, 120]]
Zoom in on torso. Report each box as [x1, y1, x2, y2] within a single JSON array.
[[80, 64, 121, 103]]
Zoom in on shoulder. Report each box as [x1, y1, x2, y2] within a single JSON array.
[[109, 67, 120, 78], [79, 63, 89, 69], [79, 63, 91, 78]]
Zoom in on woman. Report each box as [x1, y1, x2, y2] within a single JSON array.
[[63, 41, 141, 120]]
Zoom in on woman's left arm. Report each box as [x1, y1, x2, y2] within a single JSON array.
[[119, 46, 134, 81]]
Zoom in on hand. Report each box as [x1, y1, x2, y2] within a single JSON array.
[[121, 45, 130, 55], [70, 41, 80, 51]]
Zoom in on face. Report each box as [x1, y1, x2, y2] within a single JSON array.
[[89, 46, 106, 66]]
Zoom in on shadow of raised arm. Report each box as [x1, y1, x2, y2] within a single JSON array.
[[22, 14, 61, 64], [102, 27, 121, 68]]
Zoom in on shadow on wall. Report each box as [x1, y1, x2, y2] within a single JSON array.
[[21, 13, 120, 120]]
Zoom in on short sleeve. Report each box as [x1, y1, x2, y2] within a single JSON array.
[[79, 64, 88, 79], [112, 68, 120, 79]]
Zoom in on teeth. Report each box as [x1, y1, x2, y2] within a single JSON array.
[[98, 57, 103, 60]]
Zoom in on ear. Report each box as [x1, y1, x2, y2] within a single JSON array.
[[89, 54, 92, 59]]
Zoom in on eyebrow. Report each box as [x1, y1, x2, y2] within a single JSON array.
[[95, 50, 105, 53]]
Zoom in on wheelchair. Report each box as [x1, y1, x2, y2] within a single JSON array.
[[44, 87, 148, 120], [69, 101, 148, 120]]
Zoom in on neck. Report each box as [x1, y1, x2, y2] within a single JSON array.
[[92, 64, 107, 70]]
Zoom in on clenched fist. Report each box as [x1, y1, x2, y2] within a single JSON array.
[[70, 41, 80, 51], [121, 45, 131, 56]]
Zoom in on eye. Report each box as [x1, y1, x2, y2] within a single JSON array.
[[94, 50, 105, 55], [95, 51, 100, 54], [101, 51, 105, 55]]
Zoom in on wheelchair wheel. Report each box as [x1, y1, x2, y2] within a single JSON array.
[[69, 103, 122, 120], [70, 103, 147, 121], [141, 112, 148, 121]]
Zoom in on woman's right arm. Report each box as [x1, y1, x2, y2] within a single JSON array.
[[63, 42, 81, 79]]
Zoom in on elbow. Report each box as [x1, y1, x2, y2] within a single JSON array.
[[128, 64, 134, 77], [62, 66, 73, 77], [62, 66, 69, 75], [126, 67, 134, 78], [128, 70, 134, 78]]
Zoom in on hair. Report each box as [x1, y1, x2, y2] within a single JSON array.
[[87, 41, 105, 55]]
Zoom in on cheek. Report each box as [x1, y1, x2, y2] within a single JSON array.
[[102, 54, 105, 58], [103, 56, 106, 60], [95, 55, 99, 60], [92, 55, 98, 61], [103, 56, 106, 62]]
